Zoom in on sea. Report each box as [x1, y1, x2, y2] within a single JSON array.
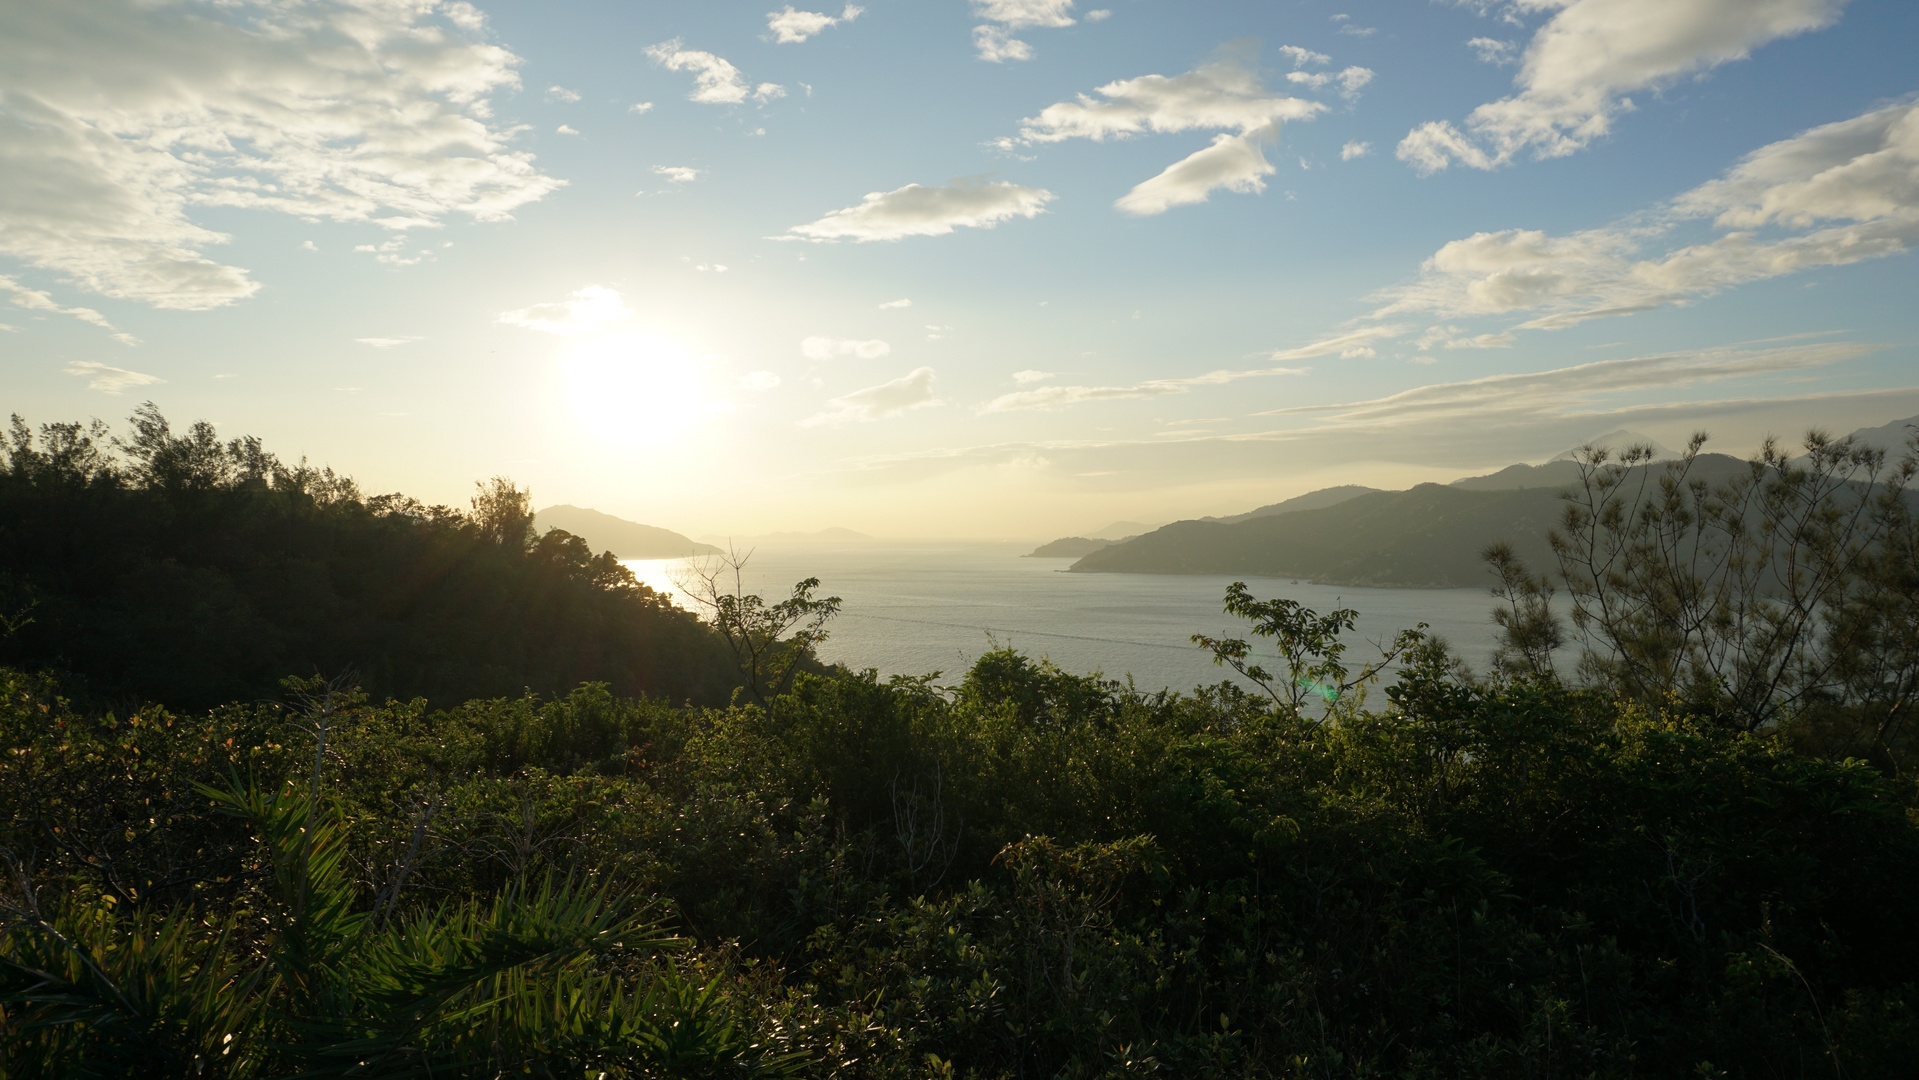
[[622, 542, 1508, 694]]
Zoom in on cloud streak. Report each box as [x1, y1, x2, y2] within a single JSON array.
[[496, 285, 631, 334], [784, 179, 1054, 241], [1259, 341, 1879, 426], [802, 367, 941, 425], [64, 360, 163, 394]]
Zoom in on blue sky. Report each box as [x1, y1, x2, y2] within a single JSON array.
[[4, 0, 1917, 537]]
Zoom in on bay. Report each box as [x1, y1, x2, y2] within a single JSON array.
[[623, 542, 1507, 693]]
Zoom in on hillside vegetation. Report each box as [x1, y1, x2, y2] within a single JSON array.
[[3, 418, 1917, 1077], [0, 408, 740, 710]]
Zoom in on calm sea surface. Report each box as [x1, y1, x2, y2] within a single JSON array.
[[623, 542, 1508, 693]]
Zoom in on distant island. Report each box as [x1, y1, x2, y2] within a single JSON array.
[[1063, 417, 1919, 586], [534, 505, 721, 558], [1024, 536, 1115, 558]]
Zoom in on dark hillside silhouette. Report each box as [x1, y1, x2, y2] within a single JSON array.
[[0, 407, 739, 710]]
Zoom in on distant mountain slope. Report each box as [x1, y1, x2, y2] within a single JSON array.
[[1087, 520, 1160, 541], [1074, 454, 1754, 587], [1449, 460, 1587, 491], [535, 505, 720, 558], [1025, 537, 1113, 558], [1206, 484, 1379, 524]]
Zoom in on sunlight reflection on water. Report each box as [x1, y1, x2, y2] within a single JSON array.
[[623, 543, 1508, 692]]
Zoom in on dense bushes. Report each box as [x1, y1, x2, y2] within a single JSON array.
[[6, 651, 1916, 1077]]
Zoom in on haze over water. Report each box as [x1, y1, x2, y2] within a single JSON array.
[[625, 544, 1502, 691]]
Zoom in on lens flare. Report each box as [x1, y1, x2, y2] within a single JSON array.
[[561, 332, 724, 447]]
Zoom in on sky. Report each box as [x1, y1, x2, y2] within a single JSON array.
[[3, 0, 1917, 539]]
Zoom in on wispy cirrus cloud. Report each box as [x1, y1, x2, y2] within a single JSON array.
[[981, 363, 1309, 413], [64, 360, 163, 394], [1258, 341, 1880, 426], [1399, 0, 1847, 174], [2, 275, 136, 344], [0, 0, 562, 313], [496, 285, 631, 334], [802, 367, 941, 426], [801, 336, 891, 360], [783, 179, 1054, 241]]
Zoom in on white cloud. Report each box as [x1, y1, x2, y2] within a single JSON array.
[[1284, 66, 1375, 100], [1279, 45, 1332, 68], [1338, 24, 1377, 37], [1010, 50, 1324, 215], [982, 363, 1309, 413], [784, 178, 1055, 241], [645, 39, 783, 105], [1115, 125, 1279, 215], [1014, 51, 1323, 145], [925, 324, 953, 340], [355, 336, 422, 348], [878, 298, 912, 308], [1379, 99, 1919, 329], [556, 124, 580, 135], [696, 263, 728, 273], [64, 360, 163, 394], [1, 274, 136, 343], [1467, 37, 1518, 65], [1260, 341, 1879, 426], [972, 26, 1035, 63], [970, 0, 1077, 61], [0, 0, 562, 312], [1086, 8, 1112, 21], [653, 166, 702, 183], [1340, 140, 1372, 160], [496, 285, 631, 334], [1268, 325, 1409, 361], [546, 85, 581, 102], [802, 367, 940, 426], [739, 370, 782, 391], [801, 336, 891, 360], [1415, 325, 1516, 350], [768, 4, 863, 44], [975, 0, 1076, 28], [1400, 0, 1847, 174], [1012, 369, 1054, 384], [629, 101, 655, 114]]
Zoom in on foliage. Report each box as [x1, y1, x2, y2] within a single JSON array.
[[4, 411, 1919, 1076], [1484, 427, 1919, 769], [678, 548, 844, 704], [0, 408, 741, 710]]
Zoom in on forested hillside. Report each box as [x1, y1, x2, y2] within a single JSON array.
[[0, 408, 740, 710]]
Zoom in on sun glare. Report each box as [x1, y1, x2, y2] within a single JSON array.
[[561, 331, 724, 447]]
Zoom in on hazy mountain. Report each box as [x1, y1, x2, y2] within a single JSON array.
[[1204, 484, 1379, 524], [1831, 414, 1918, 454], [1025, 537, 1113, 558], [1073, 454, 1755, 587], [1087, 520, 1160, 541], [1547, 429, 1676, 462], [534, 505, 721, 558]]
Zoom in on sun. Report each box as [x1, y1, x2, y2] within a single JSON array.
[[561, 331, 724, 447]]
